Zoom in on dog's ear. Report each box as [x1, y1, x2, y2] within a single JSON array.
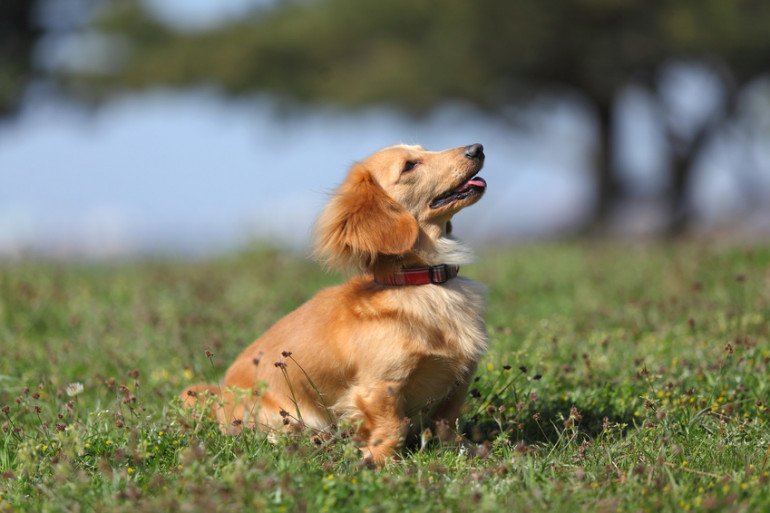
[[314, 163, 418, 272]]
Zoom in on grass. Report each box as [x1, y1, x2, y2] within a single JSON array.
[[1, 242, 769, 512]]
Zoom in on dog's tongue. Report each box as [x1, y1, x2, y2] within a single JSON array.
[[456, 177, 487, 193]]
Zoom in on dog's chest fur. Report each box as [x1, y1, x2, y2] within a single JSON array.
[[385, 276, 487, 411], [392, 277, 487, 360]]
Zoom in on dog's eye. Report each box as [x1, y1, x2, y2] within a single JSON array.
[[402, 160, 420, 174]]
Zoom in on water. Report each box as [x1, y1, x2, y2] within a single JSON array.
[[0, 88, 596, 258]]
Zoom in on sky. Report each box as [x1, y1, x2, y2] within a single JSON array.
[[139, 0, 276, 32]]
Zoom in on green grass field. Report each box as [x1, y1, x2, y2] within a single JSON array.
[[1, 243, 769, 512]]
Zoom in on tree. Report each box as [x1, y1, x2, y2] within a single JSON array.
[[0, 0, 43, 116], [68, 0, 770, 233]]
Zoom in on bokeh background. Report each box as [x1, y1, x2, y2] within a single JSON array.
[[2, 0, 770, 259]]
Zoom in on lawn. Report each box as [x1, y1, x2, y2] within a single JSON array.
[[1, 242, 769, 512]]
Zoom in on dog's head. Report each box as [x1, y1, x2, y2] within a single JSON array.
[[315, 143, 486, 274]]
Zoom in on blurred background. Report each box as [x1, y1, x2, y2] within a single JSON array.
[[2, 0, 770, 259]]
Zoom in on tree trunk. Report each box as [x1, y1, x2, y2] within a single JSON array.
[[666, 133, 700, 236], [662, 79, 739, 237], [587, 98, 620, 235]]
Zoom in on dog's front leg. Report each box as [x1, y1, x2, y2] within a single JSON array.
[[352, 382, 409, 466]]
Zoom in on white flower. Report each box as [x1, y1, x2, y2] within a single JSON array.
[[65, 382, 84, 397]]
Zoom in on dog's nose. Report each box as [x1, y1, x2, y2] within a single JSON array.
[[464, 143, 484, 160]]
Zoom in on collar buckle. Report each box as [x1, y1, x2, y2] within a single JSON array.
[[429, 264, 450, 284]]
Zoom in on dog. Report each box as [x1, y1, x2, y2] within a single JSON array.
[[182, 143, 488, 465]]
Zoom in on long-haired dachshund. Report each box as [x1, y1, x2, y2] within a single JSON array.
[[183, 143, 488, 465]]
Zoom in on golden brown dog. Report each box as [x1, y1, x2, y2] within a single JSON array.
[[182, 143, 488, 464]]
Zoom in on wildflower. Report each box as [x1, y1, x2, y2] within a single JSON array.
[[281, 351, 292, 357]]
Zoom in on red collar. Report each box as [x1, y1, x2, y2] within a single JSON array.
[[376, 264, 460, 286]]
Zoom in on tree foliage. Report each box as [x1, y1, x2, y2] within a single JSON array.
[[85, 0, 770, 107]]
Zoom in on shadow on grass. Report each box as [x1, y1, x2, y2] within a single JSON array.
[[458, 398, 636, 447]]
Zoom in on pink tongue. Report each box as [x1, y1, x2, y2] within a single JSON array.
[[467, 177, 487, 188], [456, 177, 487, 192]]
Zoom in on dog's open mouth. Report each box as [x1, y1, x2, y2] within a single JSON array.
[[429, 176, 487, 209]]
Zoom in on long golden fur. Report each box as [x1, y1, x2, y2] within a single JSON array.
[[182, 143, 488, 465]]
